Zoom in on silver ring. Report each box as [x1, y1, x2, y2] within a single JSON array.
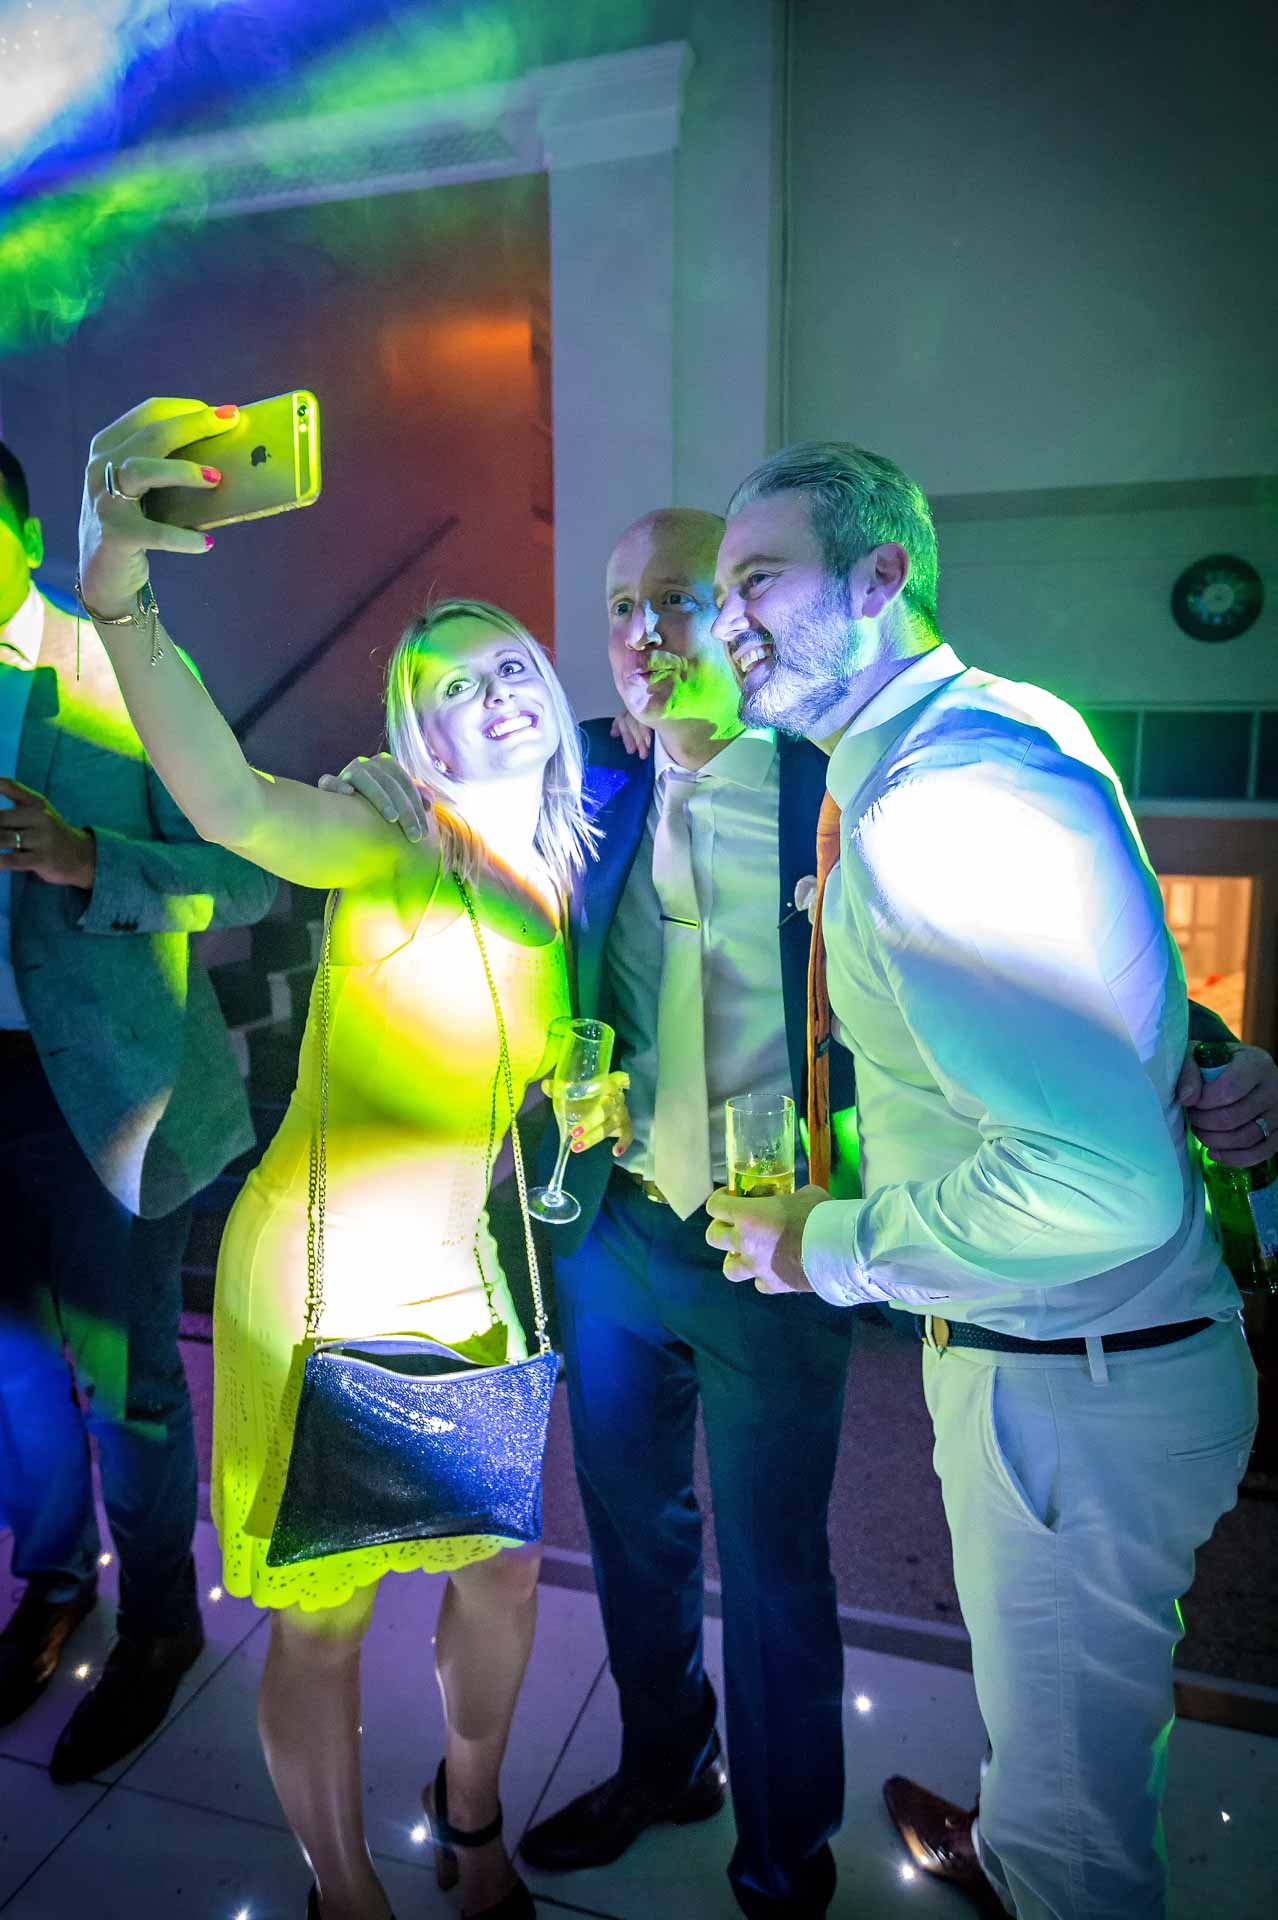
[[103, 460, 135, 502], [1258, 1115, 1271, 1144], [12, 830, 21, 852]]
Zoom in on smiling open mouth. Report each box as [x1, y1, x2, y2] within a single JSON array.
[[730, 634, 774, 692], [483, 711, 538, 741]]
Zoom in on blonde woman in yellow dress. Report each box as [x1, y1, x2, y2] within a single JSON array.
[[77, 399, 629, 1920]]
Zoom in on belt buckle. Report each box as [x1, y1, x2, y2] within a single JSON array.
[[923, 1314, 951, 1352], [642, 1178, 669, 1205]]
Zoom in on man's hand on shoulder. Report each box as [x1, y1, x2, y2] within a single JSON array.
[[610, 711, 652, 759], [317, 753, 433, 843], [0, 778, 96, 890]]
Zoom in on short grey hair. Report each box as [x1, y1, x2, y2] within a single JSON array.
[[727, 442, 939, 630]]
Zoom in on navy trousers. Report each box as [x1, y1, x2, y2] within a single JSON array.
[[554, 1169, 854, 1915], [0, 1049, 198, 1641]]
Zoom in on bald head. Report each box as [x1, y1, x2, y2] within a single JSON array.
[[605, 506, 739, 746], [610, 507, 725, 584]]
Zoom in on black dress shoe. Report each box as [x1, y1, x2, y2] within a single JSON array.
[[882, 1776, 1008, 1916], [519, 1741, 727, 1872], [0, 1579, 97, 1727], [48, 1616, 205, 1784]]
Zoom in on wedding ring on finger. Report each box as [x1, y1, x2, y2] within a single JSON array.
[[103, 460, 136, 502]]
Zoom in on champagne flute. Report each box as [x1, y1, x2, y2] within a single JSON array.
[[530, 1017, 616, 1224], [725, 1092, 796, 1198]]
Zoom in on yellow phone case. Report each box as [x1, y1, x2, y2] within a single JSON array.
[[144, 391, 322, 530]]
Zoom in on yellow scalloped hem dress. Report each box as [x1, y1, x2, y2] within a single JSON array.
[[211, 884, 568, 1613]]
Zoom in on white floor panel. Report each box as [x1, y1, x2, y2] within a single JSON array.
[[0, 1509, 259, 1779], [0, 1756, 106, 1908], [122, 1544, 610, 1869], [2, 1515, 1272, 1920], [0, 1785, 446, 1920]]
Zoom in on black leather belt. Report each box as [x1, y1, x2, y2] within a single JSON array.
[[617, 1165, 671, 1205], [924, 1314, 1214, 1356]]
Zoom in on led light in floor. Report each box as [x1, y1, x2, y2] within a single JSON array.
[[410, 1823, 428, 1845], [74, 1664, 90, 1681], [98, 1552, 112, 1566], [1221, 1811, 1232, 1823], [900, 1863, 917, 1881], [853, 1693, 872, 1713], [208, 1586, 223, 1602]]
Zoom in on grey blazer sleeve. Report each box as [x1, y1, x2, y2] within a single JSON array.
[[76, 756, 277, 935]]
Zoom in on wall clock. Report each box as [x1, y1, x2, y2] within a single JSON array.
[[1171, 554, 1264, 642]]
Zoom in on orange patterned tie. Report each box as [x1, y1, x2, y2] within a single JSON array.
[[805, 790, 842, 1192]]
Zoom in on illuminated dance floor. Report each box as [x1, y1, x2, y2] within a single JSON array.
[[0, 1495, 1271, 1920]]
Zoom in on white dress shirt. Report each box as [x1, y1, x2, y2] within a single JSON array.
[[606, 728, 793, 1186], [801, 644, 1239, 1336], [0, 585, 43, 1028]]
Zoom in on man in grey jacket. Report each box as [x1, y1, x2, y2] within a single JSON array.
[[0, 441, 276, 1782]]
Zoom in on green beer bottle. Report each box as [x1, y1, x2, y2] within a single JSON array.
[[1193, 1041, 1278, 1295]]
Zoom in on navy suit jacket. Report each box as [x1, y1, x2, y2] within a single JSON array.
[[548, 718, 857, 1253]]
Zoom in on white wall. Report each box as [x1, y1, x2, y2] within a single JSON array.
[[673, 0, 782, 509], [937, 495, 1278, 708], [548, 0, 784, 721], [780, 0, 1278, 706], [550, 152, 675, 721], [784, 0, 1278, 494]]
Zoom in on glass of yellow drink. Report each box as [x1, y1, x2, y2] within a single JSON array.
[[725, 1093, 796, 1199]]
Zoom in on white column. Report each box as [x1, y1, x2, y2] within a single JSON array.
[[548, 151, 675, 717]]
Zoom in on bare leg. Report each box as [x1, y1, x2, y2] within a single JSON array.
[[431, 1543, 542, 1911], [258, 1583, 391, 1920]]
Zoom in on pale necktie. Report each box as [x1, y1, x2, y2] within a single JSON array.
[[805, 789, 842, 1192], [651, 768, 713, 1218]]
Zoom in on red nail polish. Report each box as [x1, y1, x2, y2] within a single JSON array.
[[204, 534, 215, 549], [202, 467, 221, 483], [214, 405, 237, 419]]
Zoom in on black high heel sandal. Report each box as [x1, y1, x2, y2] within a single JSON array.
[[423, 1759, 535, 1919]]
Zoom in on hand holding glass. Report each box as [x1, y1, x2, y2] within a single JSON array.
[[530, 1018, 616, 1224], [725, 1093, 796, 1199]]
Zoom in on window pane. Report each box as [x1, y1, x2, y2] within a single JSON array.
[[1140, 711, 1251, 800], [1079, 709, 1138, 793], [1257, 712, 1278, 801]]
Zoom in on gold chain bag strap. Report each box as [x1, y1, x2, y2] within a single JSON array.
[[266, 880, 559, 1567]]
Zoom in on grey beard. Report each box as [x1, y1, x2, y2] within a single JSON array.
[[741, 664, 852, 736], [739, 607, 856, 737]]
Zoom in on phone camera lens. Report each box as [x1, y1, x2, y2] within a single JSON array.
[[297, 401, 309, 418]]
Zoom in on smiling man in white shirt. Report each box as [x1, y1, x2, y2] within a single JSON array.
[[706, 442, 1264, 1920]]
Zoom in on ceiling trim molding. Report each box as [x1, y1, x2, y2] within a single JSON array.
[[92, 41, 693, 221], [931, 474, 1278, 524]]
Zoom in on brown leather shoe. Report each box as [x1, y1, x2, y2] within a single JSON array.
[[0, 1580, 97, 1727], [882, 1777, 1007, 1915]]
